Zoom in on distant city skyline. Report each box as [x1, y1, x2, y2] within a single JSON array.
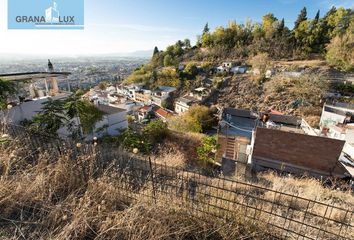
[[0, 0, 353, 56]]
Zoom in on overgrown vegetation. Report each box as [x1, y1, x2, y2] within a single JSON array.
[[123, 7, 352, 130], [169, 105, 214, 133], [0, 79, 16, 109], [0, 134, 277, 240], [108, 120, 169, 153], [0, 131, 353, 239], [127, 6, 353, 89], [23, 93, 103, 138], [196, 136, 220, 164], [326, 20, 354, 71]]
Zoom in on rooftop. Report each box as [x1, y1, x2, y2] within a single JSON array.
[[154, 108, 171, 119], [138, 105, 152, 112], [177, 95, 199, 105], [96, 104, 125, 115], [220, 108, 304, 138], [326, 102, 354, 111], [156, 86, 177, 92], [0, 72, 71, 82]]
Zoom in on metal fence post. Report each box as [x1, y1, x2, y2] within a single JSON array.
[[148, 157, 157, 204]]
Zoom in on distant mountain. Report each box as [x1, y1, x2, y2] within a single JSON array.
[[0, 50, 153, 62], [110, 50, 153, 58]]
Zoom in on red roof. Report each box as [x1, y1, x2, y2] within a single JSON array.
[[155, 108, 170, 119], [139, 105, 151, 112]]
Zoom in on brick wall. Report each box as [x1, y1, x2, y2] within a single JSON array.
[[253, 128, 347, 176]]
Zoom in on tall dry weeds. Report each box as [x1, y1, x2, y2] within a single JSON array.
[[0, 136, 275, 240]]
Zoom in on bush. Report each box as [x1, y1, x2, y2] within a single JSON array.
[[249, 53, 272, 82], [336, 83, 354, 96], [119, 120, 169, 153], [188, 105, 214, 131], [119, 128, 151, 153], [169, 115, 202, 133], [197, 136, 220, 164], [169, 105, 214, 133], [142, 120, 169, 145]]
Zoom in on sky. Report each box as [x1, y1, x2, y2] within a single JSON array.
[[0, 0, 353, 56]]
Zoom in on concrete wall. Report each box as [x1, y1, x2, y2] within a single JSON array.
[[175, 102, 189, 115], [252, 128, 347, 178], [1, 94, 70, 124], [320, 104, 354, 127], [320, 110, 346, 127], [88, 111, 128, 139]]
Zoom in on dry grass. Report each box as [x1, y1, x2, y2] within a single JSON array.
[[0, 137, 275, 240], [274, 59, 327, 68], [258, 172, 354, 208], [154, 131, 204, 167], [1, 130, 353, 240]]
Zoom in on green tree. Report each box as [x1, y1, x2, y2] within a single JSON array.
[[142, 120, 169, 145], [249, 53, 271, 82], [98, 82, 107, 91], [203, 23, 210, 34], [64, 96, 103, 135], [278, 18, 285, 34], [153, 46, 159, 56], [0, 79, 16, 109], [184, 39, 191, 49], [188, 105, 214, 131], [294, 7, 307, 29], [163, 54, 174, 67], [201, 32, 213, 47], [169, 114, 202, 133], [197, 136, 220, 164], [184, 62, 199, 77], [314, 10, 320, 24], [31, 98, 68, 135], [169, 105, 214, 133], [119, 128, 151, 153], [326, 23, 354, 71], [262, 13, 278, 39]]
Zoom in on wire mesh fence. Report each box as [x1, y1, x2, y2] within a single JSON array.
[[1, 123, 353, 240]]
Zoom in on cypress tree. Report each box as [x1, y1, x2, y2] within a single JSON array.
[[294, 7, 307, 29], [153, 46, 159, 56]]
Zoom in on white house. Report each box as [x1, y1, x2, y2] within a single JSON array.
[[137, 105, 153, 122], [327, 124, 354, 144], [151, 86, 176, 107], [2, 93, 71, 124], [320, 102, 354, 128], [117, 84, 142, 99], [174, 96, 198, 115], [134, 89, 152, 104], [87, 104, 128, 139]]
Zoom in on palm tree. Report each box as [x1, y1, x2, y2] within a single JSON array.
[[31, 98, 69, 135], [64, 95, 103, 137], [28, 92, 103, 138]]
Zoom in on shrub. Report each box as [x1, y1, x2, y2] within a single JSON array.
[[169, 105, 214, 133], [142, 120, 169, 145], [197, 136, 220, 164], [119, 128, 151, 153]]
